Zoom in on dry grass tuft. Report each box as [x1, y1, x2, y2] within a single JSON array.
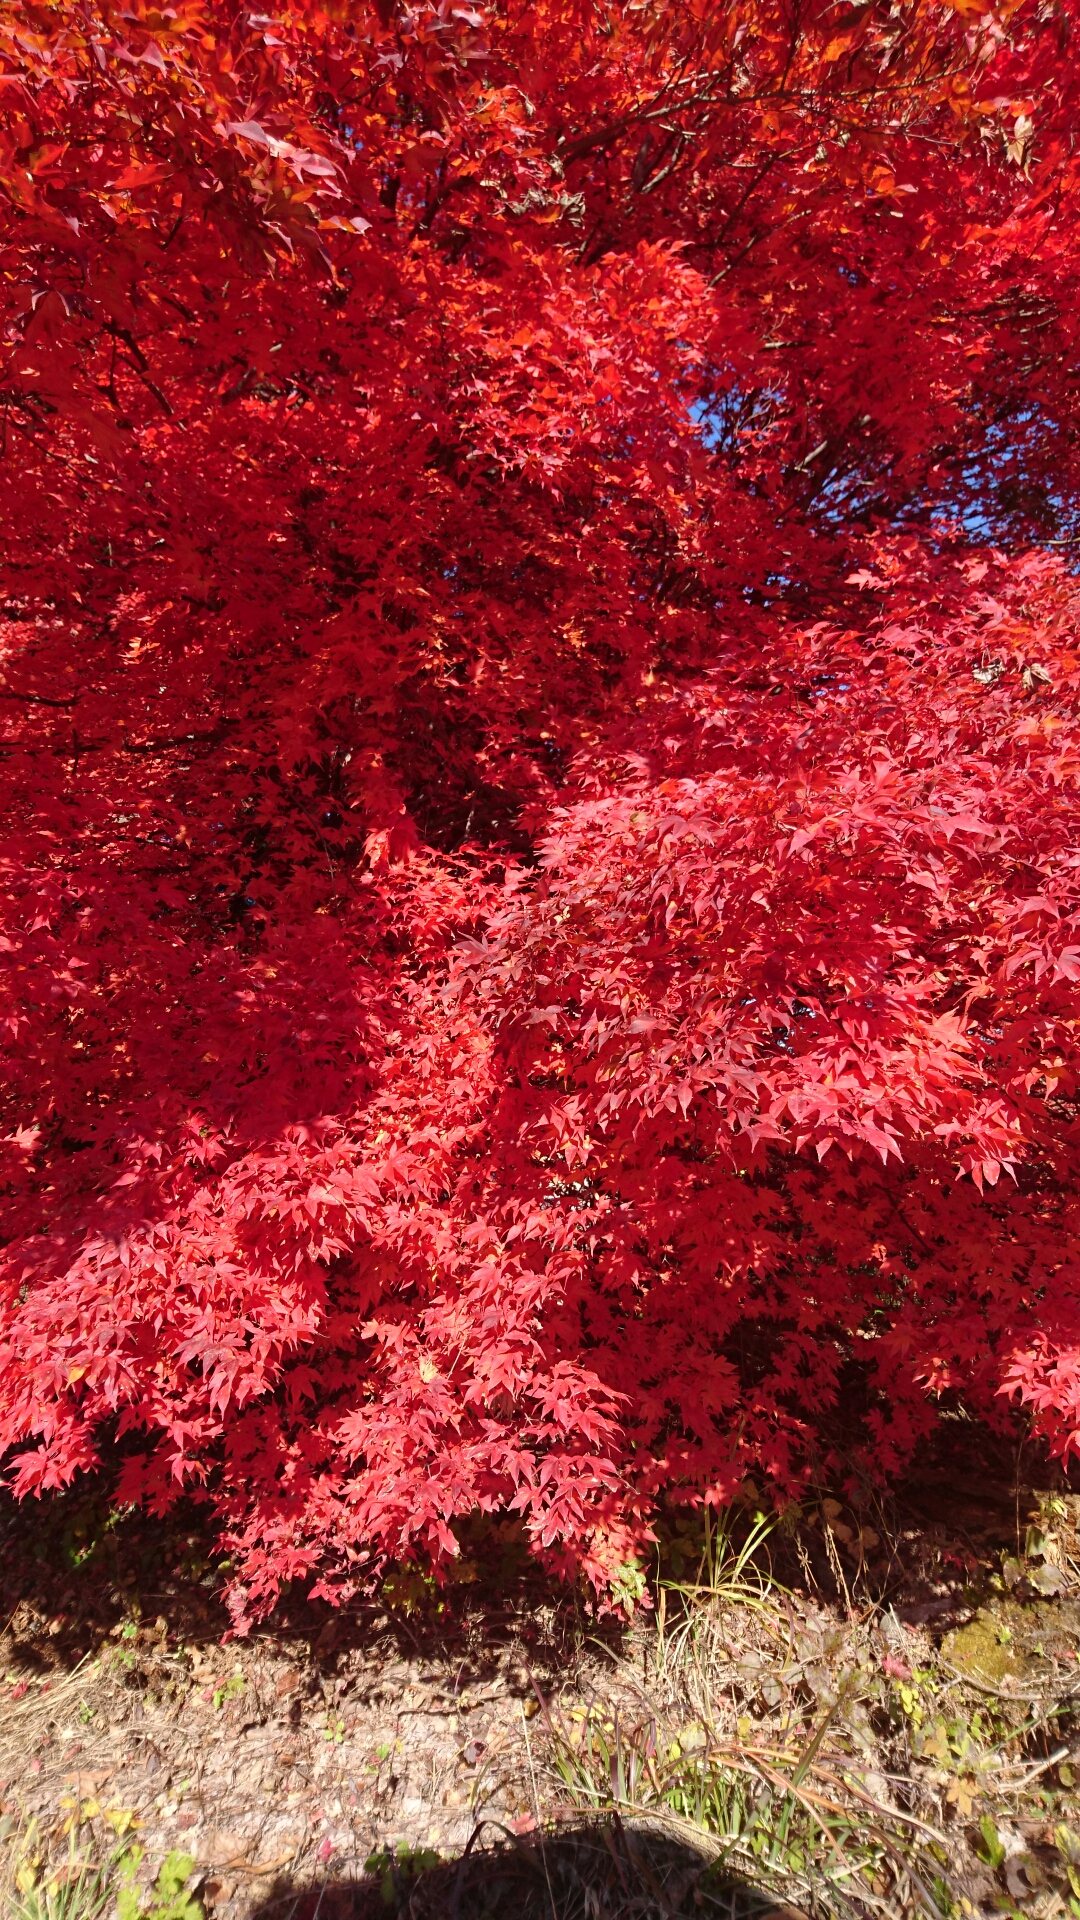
[[531, 1499, 1080, 1918]]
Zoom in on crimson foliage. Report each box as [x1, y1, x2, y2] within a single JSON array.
[[1, 0, 1079, 1624]]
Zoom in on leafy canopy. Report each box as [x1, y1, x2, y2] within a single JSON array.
[[1, 0, 1079, 1624]]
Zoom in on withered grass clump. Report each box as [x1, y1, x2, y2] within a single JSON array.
[[533, 1502, 1080, 1919]]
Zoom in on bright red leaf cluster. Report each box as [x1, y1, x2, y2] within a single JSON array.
[[1, 0, 1079, 1625]]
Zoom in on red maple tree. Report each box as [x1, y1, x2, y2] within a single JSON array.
[[1, 0, 1079, 1624]]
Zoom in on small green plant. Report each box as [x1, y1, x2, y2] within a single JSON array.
[[609, 1558, 648, 1616], [380, 1565, 445, 1620], [324, 1715, 345, 1745], [363, 1843, 442, 1910], [974, 1815, 1006, 1871], [5, 1831, 202, 1920], [57, 1501, 125, 1575], [7, 1848, 113, 1920], [210, 1673, 244, 1711], [929, 1872, 954, 1917], [117, 1851, 203, 1920]]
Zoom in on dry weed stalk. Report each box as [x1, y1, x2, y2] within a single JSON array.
[[535, 1505, 1077, 1918]]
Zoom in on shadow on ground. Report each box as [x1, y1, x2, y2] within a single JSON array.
[[0, 1490, 621, 1679], [245, 1822, 814, 1920]]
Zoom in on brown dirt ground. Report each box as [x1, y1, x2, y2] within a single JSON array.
[[1, 1425, 1079, 1917]]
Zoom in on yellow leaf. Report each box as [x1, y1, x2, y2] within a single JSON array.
[[946, 1776, 976, 1818], [104, 1808, 141, 1837]]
